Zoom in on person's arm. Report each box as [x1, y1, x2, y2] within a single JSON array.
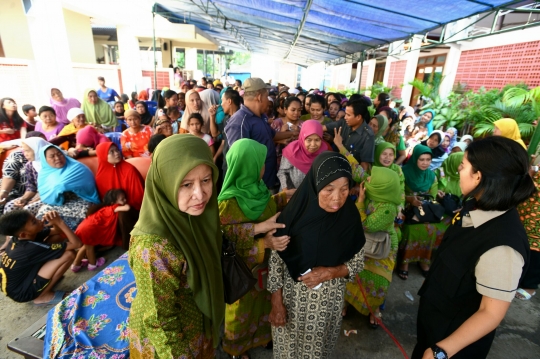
[[20, 126, 27, 139], [422, 296, 511, 359], [0, 178, 16, 204], [0, 236, 11, 254], [208, 105, 219, 138], [299, 263, 350, 289], [114, 204, 131, 212], [395, 149, 406, 165], [274, 130, 297, 142], [120, 134, 133, 159], [213, 140, 224, 163], [333, 128, 367, 183], [268, 250, 287, 326], [277, 157, 293, 191], [42, 211, 82, 251], [12, 191, 37, 208]]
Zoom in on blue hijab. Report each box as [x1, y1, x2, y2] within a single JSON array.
[[447, 127, 458, 149], [421, 110, 436, 135], [216, 88, 226, 125], [38, 145, 100, 206]]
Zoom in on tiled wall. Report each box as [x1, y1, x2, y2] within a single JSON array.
[[454, 40, 540, 91], [387, 60, 407, 99]]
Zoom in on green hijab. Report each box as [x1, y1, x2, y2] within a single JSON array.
[[131, 134, 223, 347], [81, 88, 118, 127], [365, 166, 401, 206], [218, 139, 273, 220], [373, 115, 389, 144], [374, 141, 400, 172], [441, 152, 464, 196], [402, 144, 435, 193]]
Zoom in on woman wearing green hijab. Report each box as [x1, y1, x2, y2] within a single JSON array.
[[81, 88, 118, 131], [128, 135, 224, 359], [368, 114, 389, 145], [374, 141, 405, 209], [398, 145, 451, 280], [344, 166, 402, 328], [218, 138, 293, 359], [436, 152, 465, 197]]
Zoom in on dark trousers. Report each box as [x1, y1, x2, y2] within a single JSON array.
[[521, 249, 540, 290], [117, 207, 139, 250]]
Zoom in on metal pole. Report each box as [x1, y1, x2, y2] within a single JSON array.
[[357, 51, 365, 93], [152, 4, 157, 90], [212, 51, 215, 79]]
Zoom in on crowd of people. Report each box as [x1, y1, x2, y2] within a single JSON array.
[[0, 74, 538, 359]]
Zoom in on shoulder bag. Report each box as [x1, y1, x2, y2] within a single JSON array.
[[221, 234, 257, 304], [363, 231, 391, 260]]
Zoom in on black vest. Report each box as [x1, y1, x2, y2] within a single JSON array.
[[417, 208, 529, 356]]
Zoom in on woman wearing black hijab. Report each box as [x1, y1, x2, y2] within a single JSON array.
[[268, 151, 366, 359], [134, 101, 153, 126]]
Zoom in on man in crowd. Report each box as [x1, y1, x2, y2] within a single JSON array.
[[96, 76, 121, 106]]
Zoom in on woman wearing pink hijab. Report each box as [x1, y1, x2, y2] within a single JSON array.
[[74, 126, 110, 157], [277, 120, 328, 190]]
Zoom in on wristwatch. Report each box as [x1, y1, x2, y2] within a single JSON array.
[[431, 345, 448, 359]]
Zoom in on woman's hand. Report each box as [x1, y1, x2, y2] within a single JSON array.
[[269, 290, 287, 327], [333, 127, 344, 149], [254, 212, 285, 235], [284, 189, 296, 200], [208, 105, 218, 119], [1, 128, 15, 135], [437, 190, 445, 199], [357, 181, 366, 203], [407, 195, 422, 207], [13, 198, 28, 208], [298, 267, 333, 288], [263, 229, 290, 251]]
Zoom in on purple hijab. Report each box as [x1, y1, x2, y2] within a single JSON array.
[[50, 88, 81, 125]]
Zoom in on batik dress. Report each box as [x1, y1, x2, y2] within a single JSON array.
[[268, 248, 365, 358], [345, 200, 398, 315], [400, 181, 451, 266], [219, 192, 287, 356], [128, 234, 215, 359]]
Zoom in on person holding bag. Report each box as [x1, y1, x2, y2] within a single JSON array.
[[398, 145, 451, 280], [413, 136, 535, 359], [218, 138, 293, 359], [344, 166, 401, 328]]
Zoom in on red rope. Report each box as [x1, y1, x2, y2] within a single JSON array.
[[355, 276, 410, 359]]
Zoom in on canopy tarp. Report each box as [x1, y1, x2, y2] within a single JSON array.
[[155, 0, 521, 64]]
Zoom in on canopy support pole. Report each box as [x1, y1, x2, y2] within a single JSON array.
[[284, 0, 313, 60], [152, 4, 157, 90], [356, 51, 365, 93]]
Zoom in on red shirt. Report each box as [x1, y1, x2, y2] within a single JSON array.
[[0, 118, 25, 142]]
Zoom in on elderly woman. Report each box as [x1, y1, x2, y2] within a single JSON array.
[[49, 88, 81, 125], [94, 142, 144, 249], [121, 109, 153, 158], [129, 135, 224, 358], [368, 114, 389, 145], [0, 131, 45, 212], [345, 166, 402, 327], [218, 139, 292, 359], [36, 145, 100, 230], [81, 88, 118, 131], [412, 136, 535, 359], [35, 106, 65, 141], [180, 89, 211, 134], [493, 118, 527, 149], [277, 120, 328, 190], [269, 152, 366, 358], [3, 137, 49, 215]]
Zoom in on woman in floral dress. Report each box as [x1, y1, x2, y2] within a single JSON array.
[[218, 138, 292, 359], [128, 135, 224, 359], [345, 166, 401, 327]]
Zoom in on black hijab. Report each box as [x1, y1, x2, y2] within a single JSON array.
[[135, 101, 153, 125], [421, 132, 445, 158], [276, 151, 365, 280]]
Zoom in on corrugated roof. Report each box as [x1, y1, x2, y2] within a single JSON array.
[[155, 0, 521, 64]]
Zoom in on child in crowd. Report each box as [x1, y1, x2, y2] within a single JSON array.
[[35, 106, 65, 141], [121, 109, 152, 158], [22, 105, 37, 132], [114, 101, 125, 121], [0, 210, 82, 304], [72, 189, 130, 272], [148, 134, 166, 155], [187, 113, 215, 156], [167, 107, 181, 134]]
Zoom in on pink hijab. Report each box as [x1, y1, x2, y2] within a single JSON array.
[[76, 126, 110, 147], [282, 120, 328, 174]]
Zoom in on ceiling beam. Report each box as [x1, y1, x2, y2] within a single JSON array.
[[284, 0, 314, 60]]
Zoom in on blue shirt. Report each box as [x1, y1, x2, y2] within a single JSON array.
[[224, 105, 277, 188], [96, 87, 119, 103]]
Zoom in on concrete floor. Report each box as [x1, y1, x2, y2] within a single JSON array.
[[1, 242, 539, 359]]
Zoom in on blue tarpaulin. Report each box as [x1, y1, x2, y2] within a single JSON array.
[[155, 0, 519, 64]]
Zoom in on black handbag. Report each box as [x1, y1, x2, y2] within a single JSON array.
[[405, 194, 445, 224], [440, 193, 461, 216], [221, 235, 257, 305]]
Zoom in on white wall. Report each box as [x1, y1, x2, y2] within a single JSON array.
[[0, 0, 34, 59], [63, 8, 95, 63]]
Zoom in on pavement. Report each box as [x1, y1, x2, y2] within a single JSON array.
[[1, 239, 539, 359]]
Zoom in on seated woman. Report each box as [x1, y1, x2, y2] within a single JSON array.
[[36, 145, 101, 231], [0, 132, 45, 212], [72, 125, 110, 158], [129, 135, 224, 358], [95, 142, 144, 249], [277, 120, 328, 190], [121, 110, 153, 158], [81, 89, 118, 131], [345, 166, 401, 328], [3, 137, 49, 215], [412, 136, 535, 359], [135, 100, 153, 126], [0, 97, 27, 142], [493, 118, 527, 149], [153, 116, 173, 137], [269, 152, 366, 359], [35, 106, 65, 141], [398, 145, 450, 280], [51, 108, 87, 150], [49, 88, 81, 125], [218, 138, 293, 359], [420, 130, 447, 170]]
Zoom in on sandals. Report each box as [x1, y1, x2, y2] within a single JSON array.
[[516, 288, 536, 301], [70, 259, 90, 273], [417, 262, 429, 278], [397, 270, 408, 280], [369, 311, 382, 329], [88, 257, 106, 271]]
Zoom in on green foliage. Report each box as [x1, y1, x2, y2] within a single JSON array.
[[175, 52, 185, 68], [409, 76, 444, 102], [503, 85, 540, 119], [326, 87, 361, 98], [471, 100, 536, 138], [224, 51, 251, 70], [363, 82, 395, 100]]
